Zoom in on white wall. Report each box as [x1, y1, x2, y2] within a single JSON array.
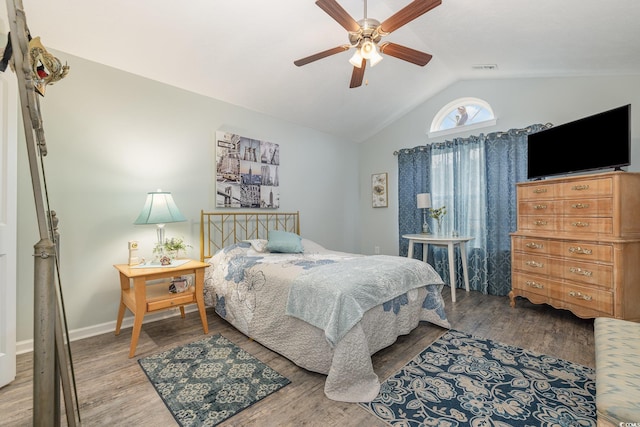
[[358, 75, 640, 256], [16, 52, 359, 343]]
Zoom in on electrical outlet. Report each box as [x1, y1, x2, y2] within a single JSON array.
[[374, 246, 380, 254]]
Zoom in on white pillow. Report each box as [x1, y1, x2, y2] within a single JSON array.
[[301, 238, 326, 254], [243, 239, 269, 253]]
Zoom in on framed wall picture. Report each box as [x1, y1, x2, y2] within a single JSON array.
[[372, 172, 388, 208], [215, 131, 280, 208]]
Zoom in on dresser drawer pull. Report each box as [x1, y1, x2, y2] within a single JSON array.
[[534, 220, 548, 226], [571, 203, 590, 209], [533, 204, 547, 210], [571, 221, 589, 228], [569, 267, 593, 277], [568, 246, 593, 255], [533, 188, 547, 194], [568, 290, 592, 301], [525, 281, 544, 289], [571, 184, 590, 191], [526, 260, 543, 268], [525, 242, 543, 249]]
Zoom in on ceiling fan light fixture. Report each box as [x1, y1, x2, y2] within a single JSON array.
[[349, 49, 363, 68], [369, 47, 383, 67], [360, 39, 375, 59]]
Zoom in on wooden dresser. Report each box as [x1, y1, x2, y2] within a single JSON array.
[[510, 171, 640, 320]]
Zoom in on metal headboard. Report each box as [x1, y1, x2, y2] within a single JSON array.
[[200, 211, 301, 261]]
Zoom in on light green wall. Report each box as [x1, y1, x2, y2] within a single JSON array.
[[357, 75, 640, 256], [16, 52, 359, 342], [14, 48, 640, 344]]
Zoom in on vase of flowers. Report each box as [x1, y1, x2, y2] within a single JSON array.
[[428, 205, 447, 235], [154, 237, 191, 261]]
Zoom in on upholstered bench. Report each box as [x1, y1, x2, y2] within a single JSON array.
[[594, 317, 640, 426]]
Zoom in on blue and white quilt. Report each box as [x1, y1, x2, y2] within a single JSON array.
[[204, 238, 450, 402], [287, 254, 445, 346]]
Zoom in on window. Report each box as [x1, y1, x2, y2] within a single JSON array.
[[428, 97, 496, 139]]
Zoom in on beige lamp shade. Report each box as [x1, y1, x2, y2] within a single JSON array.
[[417, 193, 431, 209]]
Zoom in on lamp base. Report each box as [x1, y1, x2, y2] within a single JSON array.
[[421, 222, 431, 234]]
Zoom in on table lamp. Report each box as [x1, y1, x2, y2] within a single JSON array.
[[133, 190, 186, 246], [417, 193, 431, 234]]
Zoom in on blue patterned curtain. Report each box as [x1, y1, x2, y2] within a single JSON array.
[[397, 125, 546, 296], [397, 147, 432, 261]]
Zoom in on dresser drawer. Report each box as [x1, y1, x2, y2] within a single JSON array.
[[561, 198, 613, 216], [518, 215, 557, 233], [551, 259, 613, 288], [561, 241, 613, 263], [518, 200, 559, 216], [512, 236, 558, 255], [550, 282, 613, 314], [513, 253, 550, 275], [518, 183, 557, 201], [558, 217, 613, 235], [558, 177, 612, 198], [512, 236, 613, 262], [512, 271, 552, 297]]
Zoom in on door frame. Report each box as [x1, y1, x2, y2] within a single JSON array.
[[0, 66, 18, 387]]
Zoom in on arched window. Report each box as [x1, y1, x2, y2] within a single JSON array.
[[428, 97, 496, 138]]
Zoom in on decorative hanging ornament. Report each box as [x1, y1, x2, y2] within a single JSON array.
[[28, 36, 69, 96]]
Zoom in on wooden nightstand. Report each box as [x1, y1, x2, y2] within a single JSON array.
[[114, 259, 209, 358]]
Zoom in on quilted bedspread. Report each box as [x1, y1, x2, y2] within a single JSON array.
[[287, 254, 445, 346], [203, 239, 450, 402]]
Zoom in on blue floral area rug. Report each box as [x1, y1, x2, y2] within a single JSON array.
[[361, 329, 596, 426], [139, 334, 290, 427]]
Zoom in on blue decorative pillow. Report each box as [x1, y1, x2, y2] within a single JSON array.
[[266, 230, 303, 253]]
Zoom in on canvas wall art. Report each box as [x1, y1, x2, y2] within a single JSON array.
[[215, 131, 280, 208], [372, 172, 388, 208]]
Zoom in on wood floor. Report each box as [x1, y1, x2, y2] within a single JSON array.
[[0, 289, 595, 427]]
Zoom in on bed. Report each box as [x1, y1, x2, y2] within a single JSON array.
[[200, 211, 450, 402]]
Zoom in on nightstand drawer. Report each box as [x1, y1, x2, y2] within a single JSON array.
[[145, 282, 196, 311], [147, 296, 194, 311]]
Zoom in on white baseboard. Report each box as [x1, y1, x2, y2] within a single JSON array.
[[16, 305, 199, 355]]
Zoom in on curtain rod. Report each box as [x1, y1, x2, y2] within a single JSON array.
[[392, 123, 553, 155]]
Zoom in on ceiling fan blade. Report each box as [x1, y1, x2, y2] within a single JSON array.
[[315, 0, 361, 33], [294, 45, 350, 67], [379, 42, 433, 66], [349, 59, 366, 88], [379, 0, 442, 35]]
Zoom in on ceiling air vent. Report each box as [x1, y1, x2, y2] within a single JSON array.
[[472, 64, 498, 70]]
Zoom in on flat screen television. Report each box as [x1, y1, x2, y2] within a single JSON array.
[[527, 104, 631, 180]]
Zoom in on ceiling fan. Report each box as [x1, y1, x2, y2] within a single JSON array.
[[294, 0, 441, 88]]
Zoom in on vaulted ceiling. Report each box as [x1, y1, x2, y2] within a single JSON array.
[[8, 0, 640, 142]]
